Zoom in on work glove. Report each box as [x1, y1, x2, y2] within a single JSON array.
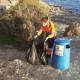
[[34, 35, 38, 39], [45, 37, 48, 42]]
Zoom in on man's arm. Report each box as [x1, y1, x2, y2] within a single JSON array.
[[37, 29, 42, 36], [47, 22, 56, 39], [34, 29, 42, 38]]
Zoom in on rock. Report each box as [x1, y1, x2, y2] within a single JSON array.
[[0, 59, 34, 80], [0, 59, 63, 80], [63, 22, 80, 37]]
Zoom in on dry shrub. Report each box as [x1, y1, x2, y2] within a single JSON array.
[[0, 0, 49, 44], [0, 15, 15, 35], [21, 20, 35, 42]]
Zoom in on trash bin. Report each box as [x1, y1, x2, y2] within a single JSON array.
[[51, 38, 70, 70]]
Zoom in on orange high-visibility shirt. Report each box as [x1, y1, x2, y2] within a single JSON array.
[[37, 21, 56, 38], [41, 21, 56, 33], [41, 25, 52, 33]]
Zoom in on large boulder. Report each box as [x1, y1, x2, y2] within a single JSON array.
[[63, 22, 80, 37]]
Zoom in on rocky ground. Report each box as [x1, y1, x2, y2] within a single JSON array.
[[51, 6, 80, 37], [0, 38, 80, 80]]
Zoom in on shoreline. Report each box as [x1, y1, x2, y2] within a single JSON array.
[[49, 4, 80, 24]]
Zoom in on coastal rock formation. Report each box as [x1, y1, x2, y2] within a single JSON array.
[[63, 22, 80, 37]]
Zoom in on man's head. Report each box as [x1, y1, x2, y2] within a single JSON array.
[[41, 16, 49, 26], [41, 16, 48, 22]]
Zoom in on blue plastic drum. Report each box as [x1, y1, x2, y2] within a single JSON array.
[[51, 38, 70, 70]]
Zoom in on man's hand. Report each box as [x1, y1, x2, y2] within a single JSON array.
[[34, 35, 38, 39], [45, 37, 49, 42]]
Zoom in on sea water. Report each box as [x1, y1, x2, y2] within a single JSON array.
[[44, 0, 80, 13]]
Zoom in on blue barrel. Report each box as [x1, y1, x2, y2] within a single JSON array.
[[51, 38, 70, 70]]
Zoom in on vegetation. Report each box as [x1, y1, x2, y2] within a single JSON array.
[[0, 0, 49, 44]]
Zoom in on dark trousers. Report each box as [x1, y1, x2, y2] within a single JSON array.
[[47, 37, 55, 48], [36, 33, 55, 52], [36, 33, 56, 64]]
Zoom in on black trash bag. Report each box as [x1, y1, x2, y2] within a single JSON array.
[[41, 51, 48, 65], [41, 42, 48, 65], [26, 41, 40, 65], [26, 40, 48, 65]]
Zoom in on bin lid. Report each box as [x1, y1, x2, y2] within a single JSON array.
[[54, 38, 70, 45]]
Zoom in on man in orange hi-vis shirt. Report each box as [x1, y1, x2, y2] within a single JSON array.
[[34, 16, 57, 55]]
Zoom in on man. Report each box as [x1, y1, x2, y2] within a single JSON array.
[[34, 16, 57, 59]]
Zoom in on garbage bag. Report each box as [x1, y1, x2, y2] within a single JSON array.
[[41, 51, 48, 65], [26, 40, 48, 65], [26, 41, 40, 65]]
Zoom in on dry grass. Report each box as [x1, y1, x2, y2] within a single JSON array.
[[0, 0, 49, 44]]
